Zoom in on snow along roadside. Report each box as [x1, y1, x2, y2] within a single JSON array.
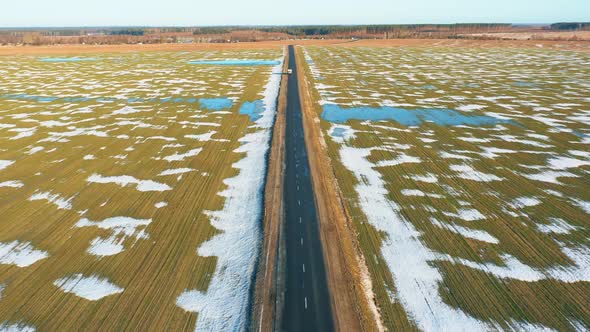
[[176, 57, 283, 332]]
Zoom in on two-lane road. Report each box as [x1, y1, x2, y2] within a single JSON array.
[[282, 45, 334, 332]]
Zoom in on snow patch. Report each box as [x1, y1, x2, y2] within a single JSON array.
[[444, 208, 486, 221], [54, 274, 123, 300], [155, 202, 168, 209], [537, 218, 578, 235], [0, 241, 48, 267], [75, 216, 152, 257], [430, 218, 499, 244], [377, 153, 421, 167], [163, 148, 202, 162], [0, 160, 15, 171], [0, 322, 36, 332], [0, 181, 24, 188], [450, 164, 503, 182], [158, 168, 194, 176], [29, 191, 73, 210], [87, 174, 171, 192]]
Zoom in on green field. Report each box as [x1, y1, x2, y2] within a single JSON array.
[[301, 45, 590, 331], [0, 49, 282, 331]]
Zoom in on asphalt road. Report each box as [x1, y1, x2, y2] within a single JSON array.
[[282, 45, 334, 332]]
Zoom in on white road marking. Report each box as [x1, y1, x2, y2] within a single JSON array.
[[298, 200, 301, 206], [301, 237, 303, 246], [299, 217, 302, 223], [264, 249, 270, 278], [302, 264, 305, 273], [304, 297, 308, 309], [259, 307, 264, 332]]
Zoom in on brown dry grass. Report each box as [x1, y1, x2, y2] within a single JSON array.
[[342, 38, 590, 52], [0, 40, 348, 56], [462, 31, 590, 41]]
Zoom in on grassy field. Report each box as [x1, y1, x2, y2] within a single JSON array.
[[301, 45, 590, 331], [0, 48, 282, 330]]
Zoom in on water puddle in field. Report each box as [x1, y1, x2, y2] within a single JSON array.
[[331, 127, 347, 137], [513, 81, 538, 87], [39, 57, 98, 62], [0, 93, 232, 109], [199, 98, 233, 111], [239, 100, 264, 121], [188, 59, 280, 66], [420, 85, 437, 90], [321, 104, 514, 126]]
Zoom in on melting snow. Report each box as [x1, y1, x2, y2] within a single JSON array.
[[0, 322, 36, 332], [154, 202, 168, 208], [54, 274, 123, 300], [521, 170, 578, 185], [450, 164, 503, 182], [537, 218, 578, 235], [511, 197, 542, 208], [111, 106, 145, 115], [377, 153, 421, 167], [158, 168, 194, 176], [75, 216, 151, 256], [0, 160, 15, 171], [444, 208, 486, 221], [0, 241, 48, 267], [29, 191, 73, 210], [409, 173, 438, 183], [87, 174, 171, 192], [430, 218, 499, 244], [163, 148, 202, 162], [0, 180, 24, 188]]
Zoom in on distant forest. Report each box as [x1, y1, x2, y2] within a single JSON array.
[[550, 22, 590, 30], [192, 24, 513, 36], [0, 22, 588, 45]]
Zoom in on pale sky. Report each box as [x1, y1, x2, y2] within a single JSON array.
[[0, 0, 588, 27]]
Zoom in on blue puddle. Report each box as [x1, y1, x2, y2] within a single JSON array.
[[1, 93, 233, 110], [420, 85, 437, 90], [331, 127, 347, 138], [39, 57, 98, 63], [513, 81, 538, 87], [188, 60, 280, 66], [199, 98, 233, 110], [322, 104, 513, 127], [239, 100, 265, 121]]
